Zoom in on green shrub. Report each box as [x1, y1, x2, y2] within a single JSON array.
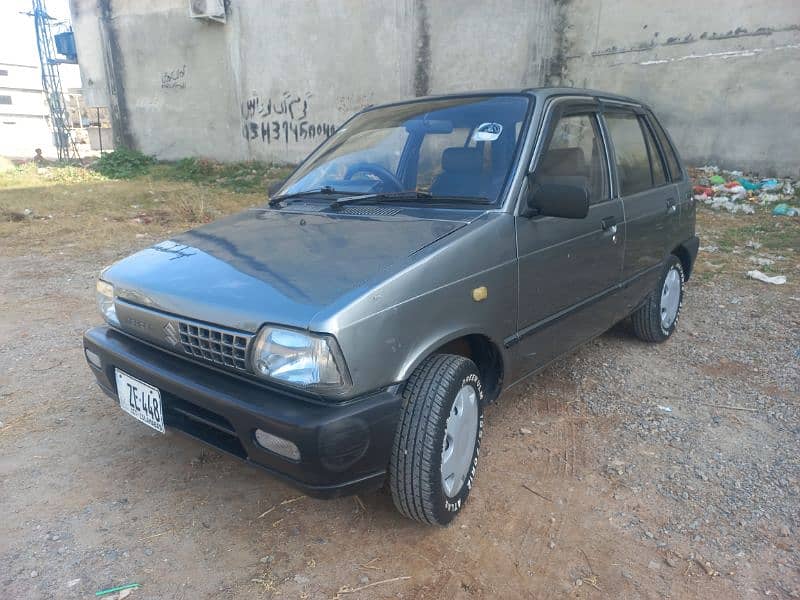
[[93, 149, 156, 179]]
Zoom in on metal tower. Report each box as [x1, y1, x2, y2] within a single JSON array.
[[30, 0, 79, 161]]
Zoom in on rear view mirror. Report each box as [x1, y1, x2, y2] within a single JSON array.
[[525, 177, 589, 219], [405, 119, 454, 134]]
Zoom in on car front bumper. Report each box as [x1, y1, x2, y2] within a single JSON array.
[[83, 326, 402, 498]]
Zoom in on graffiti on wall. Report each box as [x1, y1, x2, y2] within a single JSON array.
[[241, 91, 336, 145], [161, 65, 186, 89]]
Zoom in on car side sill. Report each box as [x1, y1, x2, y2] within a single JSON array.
[[504, 261, 663, 348], [503, 323, 616, 394]]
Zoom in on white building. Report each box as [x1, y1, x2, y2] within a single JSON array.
[[0, 0, 83, 159], [0, 61, 58, 158]]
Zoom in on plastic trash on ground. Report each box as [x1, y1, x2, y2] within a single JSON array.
[[758, 192, 781, 204], [749, 256, 775, 267], [705, 197, 755, 214], [689, 166, 798, 216], [760, 178, 781, 191], [746, 270, 787, 285], [772, 203, 800, 217], [737, 177, 760, 191]]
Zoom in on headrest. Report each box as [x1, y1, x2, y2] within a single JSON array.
[[441, 147, 483, 172], [538, 147, 587, 177]]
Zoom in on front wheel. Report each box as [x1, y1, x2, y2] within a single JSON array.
[[631, 255, 685, 343], [389, 354, 484, 525]]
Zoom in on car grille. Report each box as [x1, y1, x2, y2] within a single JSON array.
[[162, 391, 247, 459], [178, 320, 252, 371]]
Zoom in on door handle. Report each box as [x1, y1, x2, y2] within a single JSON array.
[[666, 199, 677, 215], [600, 216, 618, 243], [601, 216, 617, 231]]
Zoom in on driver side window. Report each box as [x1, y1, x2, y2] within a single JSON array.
[[533, 113, 608, 204]]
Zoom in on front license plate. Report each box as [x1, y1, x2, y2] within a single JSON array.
[[115, 369, 165, 433]]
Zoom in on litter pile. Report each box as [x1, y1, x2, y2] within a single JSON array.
[[689, 166, 799, 215]]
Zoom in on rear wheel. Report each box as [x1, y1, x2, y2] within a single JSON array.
[[389, 354, 484, 525], [631, 255, 685, 343]]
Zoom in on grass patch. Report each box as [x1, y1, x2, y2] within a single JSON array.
[[695, 205, 799, 282], [152, 158, 294, 193], [0, 162, 108, 189], [0, 153, 293, 195], [0, 154, 294, 258], [0, 178, 264, 258], [711, 213, 799, 253]]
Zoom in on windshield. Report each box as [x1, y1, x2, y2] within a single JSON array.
[[279, 95, 531, 205]]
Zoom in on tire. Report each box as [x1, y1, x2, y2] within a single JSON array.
[[389, 354, 484, 525], [631, 255, 685, 343]]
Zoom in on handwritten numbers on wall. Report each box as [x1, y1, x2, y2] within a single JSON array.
[[241, 91, 335, 145]]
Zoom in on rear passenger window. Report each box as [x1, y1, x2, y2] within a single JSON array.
[[534, 113, 608, 204], [649, 116, 682, 180], [604, 113, 651, 196], [641, 119, 667, 186]]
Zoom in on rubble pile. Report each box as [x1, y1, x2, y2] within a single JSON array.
[[689, 166, 799, 216]]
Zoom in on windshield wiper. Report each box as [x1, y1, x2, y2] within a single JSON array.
[[269, 186, 365, 207], [329, 191, 490, 210]]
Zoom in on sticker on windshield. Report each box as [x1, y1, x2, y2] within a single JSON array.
[[473, 122, 503, 142]]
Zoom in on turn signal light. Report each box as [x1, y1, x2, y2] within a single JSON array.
[[254, 429, 301, 461]]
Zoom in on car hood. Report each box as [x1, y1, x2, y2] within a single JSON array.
[[105, 208, 471, 332]]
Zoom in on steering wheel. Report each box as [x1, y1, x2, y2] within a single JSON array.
[[344, 162, 404, 192]]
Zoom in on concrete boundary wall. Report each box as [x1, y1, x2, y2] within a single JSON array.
[[69, 0, 798, 174], [561, 0, 800, 176], [69, 0, 557, 163]]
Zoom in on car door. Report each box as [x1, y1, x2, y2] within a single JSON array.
[[601, 105, 681, 312], [648, 111, 694, 242], [510, 98, 625, 381]]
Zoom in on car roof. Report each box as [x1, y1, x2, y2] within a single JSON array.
[[362, 87, 649, 112]]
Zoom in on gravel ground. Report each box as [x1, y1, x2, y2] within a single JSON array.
[[1, 204, 798, 599]]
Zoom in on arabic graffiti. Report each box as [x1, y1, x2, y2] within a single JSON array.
[[161, 65, 186, 89], [241, 91, 335, 145], [241, 91, 311, 121]]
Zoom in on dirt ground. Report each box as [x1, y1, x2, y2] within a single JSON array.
[[1, 169, 799, 599]]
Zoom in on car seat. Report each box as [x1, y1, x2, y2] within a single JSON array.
[[430, 147, 486, 197]]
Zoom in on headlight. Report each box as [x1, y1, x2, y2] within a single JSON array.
[[251, 326, 351, 394], [96, 279, 119, 326]]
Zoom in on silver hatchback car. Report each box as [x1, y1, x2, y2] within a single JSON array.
[[85, 88, 698, 525]]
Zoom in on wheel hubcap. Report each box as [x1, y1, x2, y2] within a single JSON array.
[[660, 267, 681, 330], [441, 384, 479, 498]]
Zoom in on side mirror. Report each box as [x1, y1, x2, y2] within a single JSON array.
[[525, 176, 590, 219]]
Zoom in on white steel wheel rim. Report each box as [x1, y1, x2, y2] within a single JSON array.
[[441, 384, 479, 498], [660, 267, 681, 330]]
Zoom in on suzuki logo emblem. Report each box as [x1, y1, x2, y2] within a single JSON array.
[[163, 321, 180, 347]]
